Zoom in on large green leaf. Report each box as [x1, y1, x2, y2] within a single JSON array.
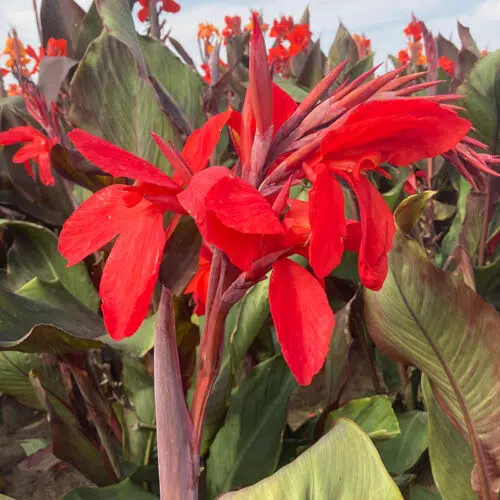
[[376, 411, 429, 475], [0, 285, 106, 352], [220, 419, 402, 499], [200, 279, 271, 455], [325, 395, 400, 440], [206, 355, 297, 499], [69, 32, 204, 176], [364, 193, 500, 498], [2, 220, 99, 310], [461, 50, 500, 154], [422, 376, 475, 500], [64, 478, 158, 499]]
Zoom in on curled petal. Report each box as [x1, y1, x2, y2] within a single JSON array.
[[343, 174, 395, 290], [0, 126, 44, 145], [309, 167, 346, 278], [269, 258, 334, 385]]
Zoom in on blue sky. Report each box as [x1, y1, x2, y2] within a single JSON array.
[[1, 0, 499, 71]]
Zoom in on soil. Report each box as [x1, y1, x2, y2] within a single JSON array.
[[0, 395, 93, 500]]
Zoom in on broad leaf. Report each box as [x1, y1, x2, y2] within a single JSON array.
[[38, 56, 79, 105], [461, 50, 500, 154], [297, 40, 325, 90], [364, 193, 500, 498], [376, 411, 429, 474], [0, 286, 106, 352], [422, 376, 475, 500], [75, 1, 103, 59], [69, 32, 204, 176], [325, 395, 400, 440], [206, 355, 297, 498], [328, 23, 359, 82], [2, 220, 99, 310], [220, 419, 402, 499]]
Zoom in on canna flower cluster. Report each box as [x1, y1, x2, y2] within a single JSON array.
[[58, 13, 495, 386], [1, 35, 68, 78], [398, 19, 427, 66], [268, 16, 312, 76], [439, 56, 455, 77]]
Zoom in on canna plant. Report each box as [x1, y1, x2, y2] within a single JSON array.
[[0, 1, 500, 500]]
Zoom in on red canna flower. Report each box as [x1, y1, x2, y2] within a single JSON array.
[[162, 0, 180, 13], [309, 98, 471, 288], [222, 16, 241, 39], [268, 44, 290, 75], [185, 245, 212, 316], [25, 45, 44, 74], [439, 56, 455, 77], [59, 111, 230, 340], [285, 24, 311, 56], [0, 126, 57, 185], [269, 16, 293, 39], [404, 20, 422, 42], [137, 0, 180, 21], [46, 38, 68, 57], [398, 49, 410, 65]]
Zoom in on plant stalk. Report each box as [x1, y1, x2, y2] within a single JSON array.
[[190, 251, 231, 456], [149, 0, 161, 39], [155, 287, 198, 500]]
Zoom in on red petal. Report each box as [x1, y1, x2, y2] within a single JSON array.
[[151, 132, 192, 185], [12, 143, 45, 163], [204, 212, 264, 270], [68, 129, 180, 190], [177, 166, 231, 234], [309, 167, 345, 278], [58, 185, 144, 265], [0, 126, 42, 145], [181, 109, 232, 173], [321, 99, 471, 166], [205, 175, 284, 234], [37, 152, 55, 186], [343, 174, 395, 290], [100, 205, 166, 340], [269, 259, 334, 385]]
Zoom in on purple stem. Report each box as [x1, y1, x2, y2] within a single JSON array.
[[154, 287, 198, 499]]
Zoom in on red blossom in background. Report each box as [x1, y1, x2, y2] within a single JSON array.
[[353, 34, 371, 59], [269, 16, 293, 39], [404, 169, 427, 195], [439, 55, 455, 77], [0, 126, 57, 185], [222, 15, 241, 39], [404, 20, 423, 42], [398, 49, 410, 65], [26, 37, 68, 75], [137, 0, 180, 22]]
